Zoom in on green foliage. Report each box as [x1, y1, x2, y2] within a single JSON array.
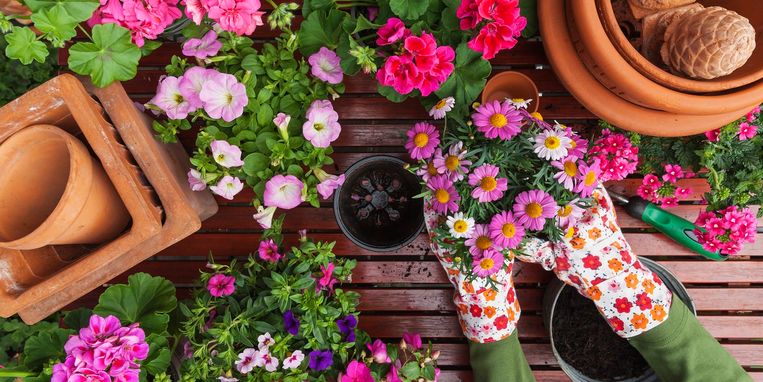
[[3, 27, 47, 64], [435, 43, 492, 120], [0, 37, 57, 107], [22, 328, 72, 371], [0, 317, 59, 368], [68, 23, 142, 87]]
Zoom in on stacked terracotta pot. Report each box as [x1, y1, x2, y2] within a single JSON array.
[[539, 0, 763, 137]]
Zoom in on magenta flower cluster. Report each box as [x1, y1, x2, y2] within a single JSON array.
[[636, 164, 693, 208], [376, 18, 455, 96], [52, 315, 149, 382], [695, 206, 757, 256], [588, 129, 639, 182], [182, 0, 265, 36], [89, 0, 182, 47], [457, 0, 528, 59]]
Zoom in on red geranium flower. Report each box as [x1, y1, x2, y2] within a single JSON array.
[[456, 0, 481, 30], [467, 22, 517, 60]]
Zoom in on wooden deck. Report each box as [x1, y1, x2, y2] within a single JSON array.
[[62, 22, 763, 382]]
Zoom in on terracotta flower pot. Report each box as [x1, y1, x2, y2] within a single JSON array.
[[482, 71, 540, 113], [0, 125, 130, 250], [539, 0, 751, 137], [569, 0, 763, 115], [598, 0, 763, 93]]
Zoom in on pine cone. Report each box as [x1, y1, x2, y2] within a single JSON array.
[[661, 7, 756, 79]]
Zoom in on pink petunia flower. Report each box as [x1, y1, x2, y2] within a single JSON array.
[[207, 0, 264, 36], [179, 66, 214, 109], [208, 273, 236, 297], [472, 100, 523, 140], [199, 72, 248, 122], [512, 190, 557, 231], [427, 175, 460, 214], [258, 239, 283, 262], [150, 76, 197, 119], [574, 162, 601, 198], [303, 100, 341, 148], [489, 211, 525, 250], [236, 348, 259, 374], [376, 55, 421, 95], [210, 140, 245, 168], [188, 169, 206, 191], [317, 263, 338, 292], [341, 360, 375, 382], [738, 122, 758, 140], [273, 112, 291, 141], [309, 47, 344, 84], [376, 17, 409, 46], [183, 30, 222, 59], [253, 206, 277, 229], [405, 122, 440, 160], [468, 164, 508, 203], [264, 175, 304, 210], [472, 249, 504, 277], [433, 141, 471, 181], [316, 173, 346, 200], [465, 224, 495, 258], [283, 350, 305, 370], [366, 340, 391, 364], [551, 156, 579, 191], [210, 176, 244, 200]]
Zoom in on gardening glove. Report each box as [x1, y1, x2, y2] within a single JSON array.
[[424, 200, 521, 343], [518, 186, 673, 338]]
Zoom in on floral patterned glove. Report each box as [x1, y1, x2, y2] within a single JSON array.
[[424, 200, 520, 343], [519, 186, 672, 338]]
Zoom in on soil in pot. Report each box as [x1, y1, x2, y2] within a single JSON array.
[[552, 286, 650, 381]]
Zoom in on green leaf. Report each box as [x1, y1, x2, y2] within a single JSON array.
[[31, 6, 78, 44], [400, 362, 421, 379], [435, 42, 491, 118], [141, 40, 162, 57], [24, 0, 99, 22], [520, 0, 538, 38], [63, 308, 93, 331], [377, 83, 409, 103], [350, 15, 380, 35], [298, 9, 347, 56], [94, 273, 177, 335], [141, 334, 171, 376], [68, 23, 141, 88], [4, 27, 48, 65], [23, 328, 73, 370], [243, 153, 269, 176], [389, 0, 430, 21]]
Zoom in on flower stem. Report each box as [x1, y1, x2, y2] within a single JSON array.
[[0, 370, 36, 378], [77, 24, 92, 41]]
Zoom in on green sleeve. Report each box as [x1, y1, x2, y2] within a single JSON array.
[[469, 331, 536, 382], [629, 298, 751, 382]]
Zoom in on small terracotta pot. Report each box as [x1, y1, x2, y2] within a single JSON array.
[[482, 71, 540, 113], [0, 125, 130, 250]]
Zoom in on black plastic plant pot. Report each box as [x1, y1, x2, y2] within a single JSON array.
[[333, 155, 424, 252], [542, 257, 696, 382]]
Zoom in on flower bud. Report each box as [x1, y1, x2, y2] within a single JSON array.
[[399, 338, 407, 351], [432, 350, 440, 360]]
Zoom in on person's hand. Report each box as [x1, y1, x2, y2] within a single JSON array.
[[519, 186, 672, 338], [424, 200, 520, 343]]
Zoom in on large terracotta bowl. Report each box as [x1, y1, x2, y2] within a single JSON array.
[[598, 0, 763, 93], [569, 0, 763, 115], [539, 0, 751, 137]]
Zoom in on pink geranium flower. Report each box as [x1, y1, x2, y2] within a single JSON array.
[[303, 100, 341, 148], [468, 22, 518, 60], [258, 239, 283, 262], [376, 55, 421, 95], [468, 164, 508, 203], [405, 122, 440, 160], [210, 140, 244, 168], [264, 175, 304, 209], [183, 30, 222, 59], [402, 332, 422, 350], [477, 0, 522, 25], [207, 0, 264, 36], [457, 0, 481, 30], [341, 360, 374, 382], [366, 340, 391, 364], [309, 47, 344, 84], [182, 0, 208, 24], [199, 72, 248, 122], [465, 224, 495, 257], [489, 211, 525, 250], [404, 32, 437, 71], [472, 249, 503, 277], [738, 122, 758, 140], [418, 45, 455, 96], [376, 17, 409, 45], [512, 190, 557, 231], [472, 100, 523, 140], [427, 175, 460, 214], [210, 175, 244, 200], [188, 169, 206, 191], [150, 76, 197, 119], [207, 273, 236, 297], [179, 66, 213, 108], [90, 0, 182, 47]]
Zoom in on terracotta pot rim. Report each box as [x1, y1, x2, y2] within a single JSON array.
[[0, 125, 93, 248], [597, 0, 763, 93], [539, 0, 752, 137], [481, 71, 541, 113], [570, 0, 763, 116]]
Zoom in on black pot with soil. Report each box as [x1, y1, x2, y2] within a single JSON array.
[[333, 155, 424, 252], [543, 257, 696, 382]]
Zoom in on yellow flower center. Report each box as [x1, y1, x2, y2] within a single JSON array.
[[525, 202, 543, 218], [512, 98, 524, 103], [414, 132, 429, 148], [544, 136, 561, 149], [564, 160, 578, 177], [479, 257, 495, 270], [453, 220, 468, 233], [531, 112, 543, 120], [427, 162, 438, 176], [476, 236, 492, 250], [501, 223, 516, 238], [435, 99, 448, 109], [489, 113, 507, 128], [445, 155, 460, 171], [584, 171, 597, 187], [558, 205, 573, 217], [435, 189, 450, 204], [480, 176, 497, 192], [314, 123, 325, 131], [570, 139, 577, 149]]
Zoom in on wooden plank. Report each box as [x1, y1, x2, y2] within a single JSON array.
[[658, 261, 763, 284]]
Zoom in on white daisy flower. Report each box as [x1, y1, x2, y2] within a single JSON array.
[[507, 98, 532, 109], [429, 97, 455, 120], [533, 129, 572, 161], [446, 212, 475, 239]]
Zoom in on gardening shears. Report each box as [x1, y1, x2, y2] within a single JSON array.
[[606, 189, 727, 261]]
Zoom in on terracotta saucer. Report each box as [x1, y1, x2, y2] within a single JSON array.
[[598, 0, 763, 94], [570, 0, 763, 116], [539, 0, 751, 137], [482, 71, 540, 113]]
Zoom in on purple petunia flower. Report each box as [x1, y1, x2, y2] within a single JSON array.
[[308, 349, 333, 371], [283, 310, 300, 336], [336, 315, 357, 342]]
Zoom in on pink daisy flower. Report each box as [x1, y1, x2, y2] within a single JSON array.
[[416, 158, 441, 183], [472, 100, 523, 140], [556, 202, 584, 230], [574, 162, 601, 198], [472, 249, 503, 277], [468, 164, 508, 203], [405, 122, 440, 160], [426, 175, 460, 214], [465, 224, 496, 258], [433, 142, 471, 181], [207, 273, 235, 297], [489, 211, 525, 250], [551, 156, 579, 191], [512, 190, 557, 231], [738, 122, 758, 141]]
